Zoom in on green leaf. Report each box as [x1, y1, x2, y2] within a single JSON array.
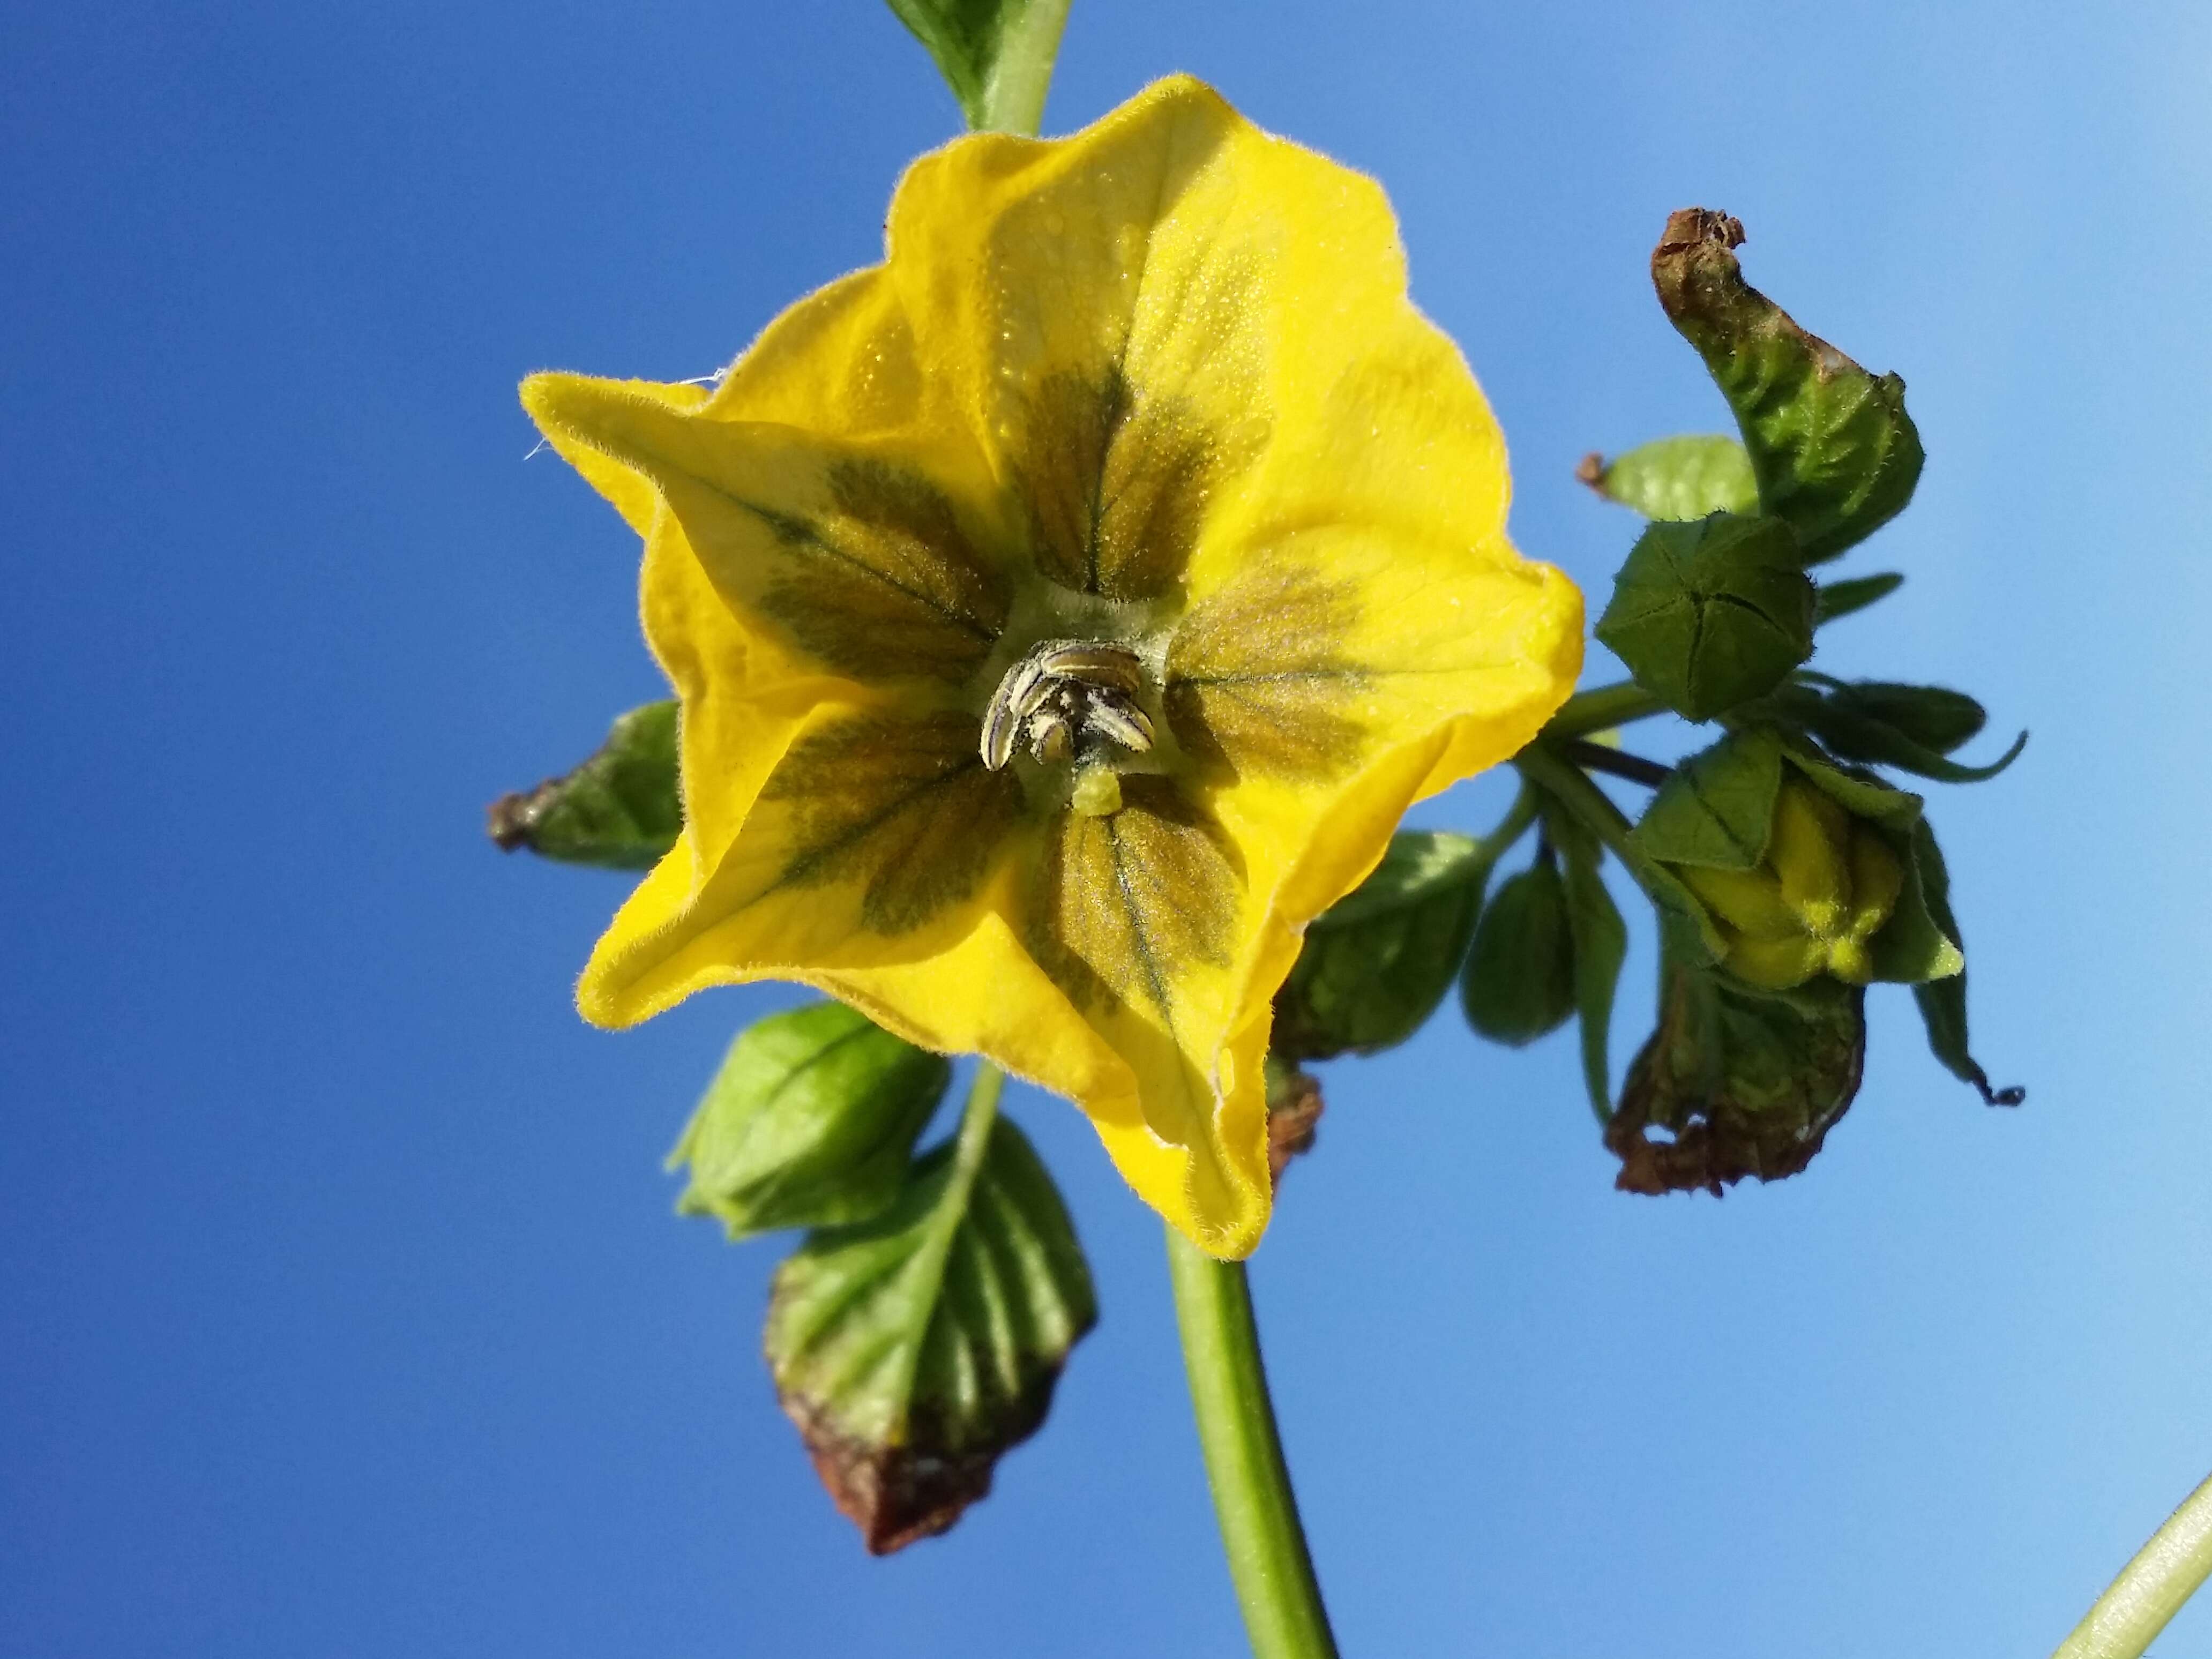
[[1814, 571, 1904, 626], [487, 700, 681, 870], [1595, 512, 1816, 721], [766, 1095, 1096, 1553], [883, 0, 1072, 132], [669, 1001, 952, 1239], [1631, 726, 1787, 871], [1907, 822, 2025, 1106], [1817, 679, 1987, 753], [1542, 804, 1629, 1121], [1460, 858, 1577, 1046], [1608, 965, 1866, 1194], [1580, 434, 1759, 521], [1762, 679, 2026, 784], [1272, 831, 1495, 1060], [1651, 210, 1925, 563]]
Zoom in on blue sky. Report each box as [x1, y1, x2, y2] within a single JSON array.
[[6, 1, 2211, 1654]]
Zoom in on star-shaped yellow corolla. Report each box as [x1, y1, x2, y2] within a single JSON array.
[[521, 76, 1582, 1258]]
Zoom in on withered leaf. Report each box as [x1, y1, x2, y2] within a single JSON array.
[[764, 1108, 1095, 1553], [487, 700, 681, 870], [1653, 209, 1925, 563], [1608, 966, 1866, 1195]]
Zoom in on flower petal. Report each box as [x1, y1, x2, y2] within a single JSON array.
[[578, 697, 1027, 1026], [884, 76, 1273, 602], [1021, 776, 1270, 1252], [525, 373, 1013, 687]]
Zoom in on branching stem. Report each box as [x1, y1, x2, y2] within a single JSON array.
[[1555, 737, 1671, 788]]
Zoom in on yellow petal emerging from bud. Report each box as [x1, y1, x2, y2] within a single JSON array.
[[1681, 780, 1902, 991]]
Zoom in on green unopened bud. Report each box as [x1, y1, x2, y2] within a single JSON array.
[[1675, 779, 1901, 990], [1594, 513, 1815, 722], [1461, 859, 1576, 1045]]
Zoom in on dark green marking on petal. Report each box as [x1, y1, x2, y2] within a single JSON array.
[[1164, 562, 1370, 782], [743, 458, 1011, 684], [1011, 367, 1220, 603], [759, 710, 1024, 934], [1025, 776, 1239, 1022]]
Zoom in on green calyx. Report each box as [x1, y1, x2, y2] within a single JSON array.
[[1630, 727, 1964, 993], [1609, 965, 1867, 1195], [1595, 512, 1815, 722]]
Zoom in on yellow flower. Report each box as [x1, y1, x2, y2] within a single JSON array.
[[521, 76, 1582, 1258], [1677, 779, 1904, 990]]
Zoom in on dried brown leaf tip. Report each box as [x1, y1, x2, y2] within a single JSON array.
[[1657, 207, 1745, 258], [1605, 969, 1865, 1197], [783, 1386, 1059, 1556], [762, 1115, 1096, 1553], [1266, 1065, 1325, 1189]]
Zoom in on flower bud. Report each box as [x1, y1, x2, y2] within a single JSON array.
[[1673, 779, 1902, 990]]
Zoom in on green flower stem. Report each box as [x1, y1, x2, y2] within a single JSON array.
[[1167, 1228, 1341, 1659], [1555, 736, 1671, 789], [954, 1059, 1007, 1171], [2053, 1469, 2212, 1659], [1515, 739, 1660, 885], [1483, 781, 1541, 858], [1541, 679, 1667, 741], [976, 0, 1074, 135]]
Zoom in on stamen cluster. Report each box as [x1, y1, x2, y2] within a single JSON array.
[[979, 639, 1156, 773]]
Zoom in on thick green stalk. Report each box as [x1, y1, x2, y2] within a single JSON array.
[[2053, 1469, 2212, 1659], [1541, 679, 1666, 741], [1167, 1228, 1340, 1659], [976, 0, 1073, 134]]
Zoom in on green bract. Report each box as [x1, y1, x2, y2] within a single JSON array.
[[1543, 802, 1628, 1121], [1582, 434, 1758, 521], [1814, 571, 1904, 625], [1907, 822, 2026, 1107], [1759, 676, 2027, 784], [1653, 208, 1924, 563], [1595, 512, 1815, 721], [1272, 830, 1494, 1062], [765, 1089, 1096, 1555], [486, 700, 681, 870], [669, 1000, 951, 1239]]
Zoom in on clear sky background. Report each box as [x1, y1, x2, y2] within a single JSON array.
[[7, 2, 2211, 1655]]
